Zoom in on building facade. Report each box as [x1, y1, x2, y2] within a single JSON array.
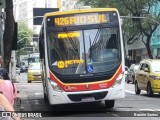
[[13, 0, 57, 34], [150, 2, 160, 58], [124, 3, 160, 65]]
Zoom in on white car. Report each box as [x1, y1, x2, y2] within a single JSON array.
[[125, 66, 128, 78], [126, 64, 139, 84], [16, 67, 21, 75]]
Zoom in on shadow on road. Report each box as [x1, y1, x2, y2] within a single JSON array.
[[29, 98, 116, 117]]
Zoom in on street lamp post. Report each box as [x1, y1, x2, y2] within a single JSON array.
[[18, 36, 38, 52], [20, 16, 43, 23]]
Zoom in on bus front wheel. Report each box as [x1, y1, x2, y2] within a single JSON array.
[[105, 100, 115, 108]]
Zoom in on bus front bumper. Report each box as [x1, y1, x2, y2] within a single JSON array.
[[47, 83, 125, 105]]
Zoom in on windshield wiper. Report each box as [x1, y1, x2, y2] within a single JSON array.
[[91, 25, 103, 48], [89, 34, 92, 62], [63, 27, 79, 56]]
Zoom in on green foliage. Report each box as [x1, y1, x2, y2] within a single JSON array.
[[17, 21, 34, 55], [79, 0, 160, 58], [78, 0, 108, 8]]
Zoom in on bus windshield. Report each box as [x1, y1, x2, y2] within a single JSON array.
[[47, 26, 121, 75]]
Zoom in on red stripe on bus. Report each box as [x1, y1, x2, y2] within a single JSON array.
[[49, 65, 122, 92]]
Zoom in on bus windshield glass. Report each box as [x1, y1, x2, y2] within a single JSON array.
[[47, 27, 121, 75]]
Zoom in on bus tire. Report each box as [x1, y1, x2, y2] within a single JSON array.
[[28, 81, 31, 83], [105, 100, 115, 108]]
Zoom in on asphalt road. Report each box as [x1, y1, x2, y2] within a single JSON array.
[[14, 73, 160, 120]]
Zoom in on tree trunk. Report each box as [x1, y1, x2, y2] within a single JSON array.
[[146, 37, 153, 59], [3, 0, 15, 71]]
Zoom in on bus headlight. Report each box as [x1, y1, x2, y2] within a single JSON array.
[[49, 79, 63, 92], [112, 73, 123, 87]]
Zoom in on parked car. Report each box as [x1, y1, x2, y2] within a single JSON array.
[[126, 64, 139, 84], [27, 63, 42, 83], [135, 59, 160, 97], [125, 66, 129, 79], [16, 67, 21, 75]]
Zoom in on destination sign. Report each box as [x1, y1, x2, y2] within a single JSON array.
[[46, 12, 118, 27], [54, 13, 108, 26], [58, 32, 80, 38]]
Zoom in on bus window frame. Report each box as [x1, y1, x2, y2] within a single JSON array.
[[46, 22, 119, 33]]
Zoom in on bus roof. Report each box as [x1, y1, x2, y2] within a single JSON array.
[[44, 8, 118, 17]]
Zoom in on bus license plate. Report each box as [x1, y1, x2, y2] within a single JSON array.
[[81, 97, 95, 102]]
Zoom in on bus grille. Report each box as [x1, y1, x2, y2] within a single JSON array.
[[67, 91, 108, 102]]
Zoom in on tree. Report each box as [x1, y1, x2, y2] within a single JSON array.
[[17, 21, 34, 55], [3, 0, 15, 71], [79, 0, 160, 58]]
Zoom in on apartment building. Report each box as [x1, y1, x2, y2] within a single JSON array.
[[13, 0, 57, 34], [150, 2, 160, 58]]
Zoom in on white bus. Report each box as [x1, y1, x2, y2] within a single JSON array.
[[39, 8, 125, 108]]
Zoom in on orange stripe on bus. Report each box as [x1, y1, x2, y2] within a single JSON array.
[[49, 64, 122, 92]]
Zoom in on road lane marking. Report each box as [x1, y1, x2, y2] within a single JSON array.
[[154, 109, 160, 111], [139, 109, 160, 111], [125, 90, 135, 94], [139, 109, 154, 111], [112, 113, 120, 117], [35, 93, 43, 95]]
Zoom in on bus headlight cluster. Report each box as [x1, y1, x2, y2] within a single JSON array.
[[49, 79, 63, 92], [112, 73, 123, 87]]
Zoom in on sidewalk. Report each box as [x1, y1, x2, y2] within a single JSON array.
[[14, 83, 31, 111], [14, 83, 43, 111], [13, 83, 44, 120], [14, 90, 32, 111]]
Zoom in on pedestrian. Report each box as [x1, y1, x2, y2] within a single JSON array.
[[0, 93, 21, 120], [0, 75, 17, 106], [0, 55, 10, 80]]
